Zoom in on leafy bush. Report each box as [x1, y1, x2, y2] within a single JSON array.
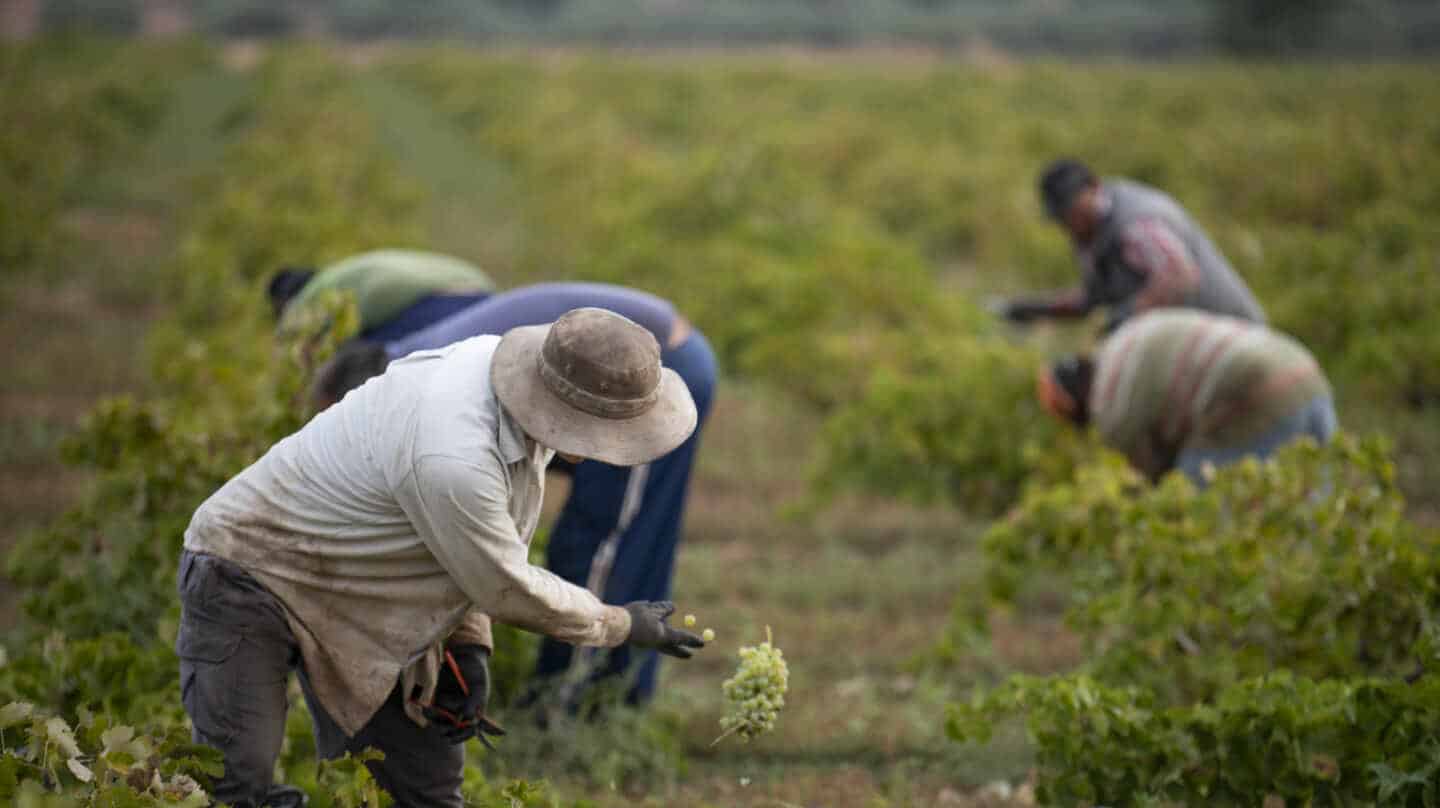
[[978, 436, 1437, 700], [0, 701, 223, 806], [948, 671, 1440, 807], [0, 40, 204, 270], [390, 53, 1440, 513], [947, 437, 1440, 803], [813, 330, 1092, 515]]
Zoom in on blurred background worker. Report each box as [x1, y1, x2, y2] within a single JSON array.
[[316, 281, 719, 709], [1038, 309, 1337, 485], [1000, 158, 1266, 334], [268, 248, 496, 340]]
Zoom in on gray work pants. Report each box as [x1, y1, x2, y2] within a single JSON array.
[[175, 550, 464, 808]]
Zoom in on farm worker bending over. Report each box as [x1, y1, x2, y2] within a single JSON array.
[[268, 248, 496, 341], [999, 159, 1266, 334], [176, 308, 705, 808], [314, 282, 718, 710], [1038, 309, 1337, 485]]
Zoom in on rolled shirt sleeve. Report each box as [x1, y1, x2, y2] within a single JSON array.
[[1121, 217, 1202, 312], [448, 609, 494, 651], [400, 453, 632, 648]]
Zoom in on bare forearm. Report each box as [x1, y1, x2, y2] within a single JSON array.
[[1013, 289, 1092, 319]]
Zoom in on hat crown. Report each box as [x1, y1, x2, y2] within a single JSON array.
[[537, 308, 661, 420]]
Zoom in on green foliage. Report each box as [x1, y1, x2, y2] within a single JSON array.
[[813, 330, 1093, 515], [0, 633, 180, 725], [0, 701, 223, 807], [316, 749, 391, 808], [0, 45, 558, 804], [979, 436, 1438, 699], [948, 672, 1440, 807], [391, 55, 966, 407], [392, 53, 1440, 514], [9, 41, 1440, 806], [1264, 227, 1440, 408], [4, 44, 564, 804], [390, 53, 1090, 513], [949, 437, 1440, 802], [0, 40, 205, 271]]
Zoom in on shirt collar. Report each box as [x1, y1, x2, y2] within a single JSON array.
[[494, 397, 531, 466]]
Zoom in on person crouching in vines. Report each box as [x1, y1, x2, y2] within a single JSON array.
[[176, 309, 705, 808], [1038, 309, 1337, 485]]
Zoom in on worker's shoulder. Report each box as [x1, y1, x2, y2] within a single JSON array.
[[392, 333, 502, 367], [1106, 178, 1189, 218], [1104, 176, 1170, 199], [409, 450, 507, 488], [401, 335, 507, 441]]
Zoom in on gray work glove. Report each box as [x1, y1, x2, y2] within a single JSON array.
[[1000, 299, 1046, 324], [423, 644, 506, 748], [623, 601, 705, 659]]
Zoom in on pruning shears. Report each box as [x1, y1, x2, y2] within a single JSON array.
[[409, 649, 506, 749]]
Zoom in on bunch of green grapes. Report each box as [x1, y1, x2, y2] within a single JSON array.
[[717, 627, 788, 743]]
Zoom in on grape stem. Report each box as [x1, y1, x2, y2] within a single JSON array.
[[710, 722, 743, 747]]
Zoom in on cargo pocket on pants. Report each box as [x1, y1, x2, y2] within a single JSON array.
[[177, 615, 244, 744]]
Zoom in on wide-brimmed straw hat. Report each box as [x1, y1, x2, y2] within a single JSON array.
[[491, 307, 698, 466]]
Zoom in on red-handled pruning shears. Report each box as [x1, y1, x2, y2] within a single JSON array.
[[409, 649, 506, 749]]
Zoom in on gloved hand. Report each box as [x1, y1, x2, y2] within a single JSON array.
[[1000, 299, 1045, 324], [623, 601, 705, 659], [423, 644, 506, 748]]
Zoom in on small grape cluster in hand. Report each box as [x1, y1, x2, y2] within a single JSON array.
[[716, 627, 788, 744]]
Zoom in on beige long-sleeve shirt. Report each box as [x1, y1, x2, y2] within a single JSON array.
[[183, 335, 632, 735]]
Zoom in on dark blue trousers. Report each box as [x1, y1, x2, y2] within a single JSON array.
[[533, 330, 718, 706]]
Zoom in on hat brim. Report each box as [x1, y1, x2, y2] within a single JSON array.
[[491, 324, 699, 467]]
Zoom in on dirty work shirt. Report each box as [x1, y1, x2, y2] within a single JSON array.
[[279, 249, 496, 334], [1090, 310, 1329, 474], [386, 282, 680, 360], [1078, 179, 1266, 327], [183, 335, 632, 735]]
